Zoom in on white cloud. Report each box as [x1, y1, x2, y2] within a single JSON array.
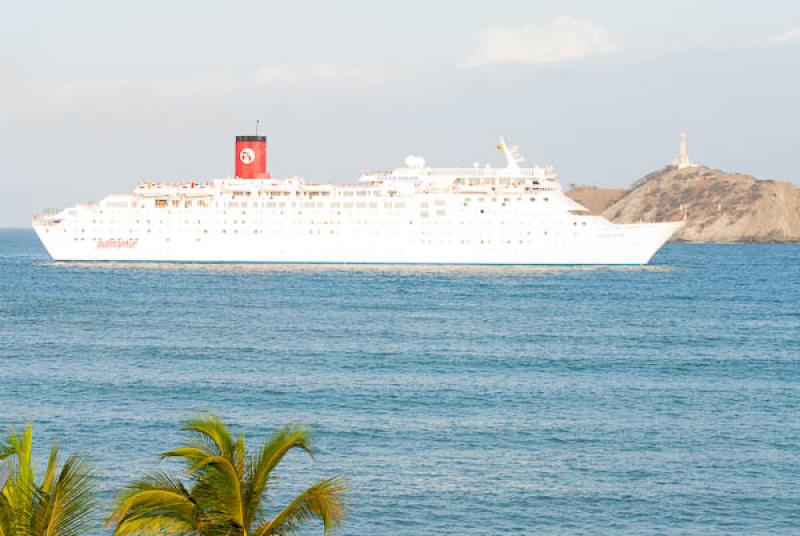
[[770, 27, 800, 43], [458, 15, 616, 68]]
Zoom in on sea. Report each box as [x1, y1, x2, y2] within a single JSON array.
[[1, 228, 798, 535]]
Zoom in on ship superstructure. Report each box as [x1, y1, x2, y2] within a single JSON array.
[[33, 135, 681, 264]]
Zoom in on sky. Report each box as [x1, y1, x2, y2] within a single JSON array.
[[1, 0, 799, 226]]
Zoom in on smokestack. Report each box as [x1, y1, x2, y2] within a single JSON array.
[[235, 135, 269, 179]]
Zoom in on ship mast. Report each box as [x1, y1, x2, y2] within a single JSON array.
[[498, 137, 523, 176]]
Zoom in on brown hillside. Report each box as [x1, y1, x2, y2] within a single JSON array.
[[565, 186, 626, 215], [603, 166, 800, 242]]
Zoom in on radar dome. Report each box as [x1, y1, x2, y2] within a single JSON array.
[[404, 155, 425, 168]]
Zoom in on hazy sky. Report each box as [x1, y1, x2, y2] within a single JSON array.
[[2, 0, 799, 226]]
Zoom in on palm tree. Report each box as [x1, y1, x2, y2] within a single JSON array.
[[107, 415, 347, 535], [0, 425, 97, 536]]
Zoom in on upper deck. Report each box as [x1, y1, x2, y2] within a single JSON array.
[[35, 138, 574, 223]]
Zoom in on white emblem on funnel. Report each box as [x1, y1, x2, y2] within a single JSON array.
[[239, 148, 256, 164]]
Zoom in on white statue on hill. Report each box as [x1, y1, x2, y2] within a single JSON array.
[[674, 132, 698, 170]]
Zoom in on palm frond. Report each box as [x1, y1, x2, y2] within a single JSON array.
[[234, 433, 246, 481], [242, 425, 313, 529], [30, 452, 97, 536], [179, 416, 235, 461], [3, 425, 35, 534], [107, 471, 197, 536], [160, 447, 214, 475], [111, 416, 347, 536], [189, 456, 245, 531], [40, 443, 59, 494], [106, 515, 197, 536], [0, 493, 14, 536], [252, 476, 347, 536]]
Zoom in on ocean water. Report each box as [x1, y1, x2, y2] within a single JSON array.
[[0, 228, 798, 535]]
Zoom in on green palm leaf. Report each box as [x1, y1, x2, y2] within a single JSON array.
[[242, 425, 313, 529], [1, 425, 97, 536], [252, 477, 347, 536], [108, 415, 347, 536], [30, 453, 96, 536], [107, 471, 197, 536]]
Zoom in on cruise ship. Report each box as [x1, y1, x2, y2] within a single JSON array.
[[33, 134, 681, 265]]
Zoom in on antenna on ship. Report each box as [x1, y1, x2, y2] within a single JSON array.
[[497, 136, 522, 175], [255, 119, 260, 137]]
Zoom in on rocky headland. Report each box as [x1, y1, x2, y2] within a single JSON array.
[[567, 165, 800, 243]]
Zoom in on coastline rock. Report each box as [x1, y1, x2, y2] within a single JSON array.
[[567, 166, 800, 243]]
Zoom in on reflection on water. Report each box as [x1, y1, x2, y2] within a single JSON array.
[[49, 261, 675, 275]]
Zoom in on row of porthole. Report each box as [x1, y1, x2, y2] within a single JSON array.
[[68, 223, 588, 235], [87, 207, 564, 227], [83, 228, 580, 239]]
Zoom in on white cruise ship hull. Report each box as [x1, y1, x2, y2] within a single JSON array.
[[34, 221, 681, 265]]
